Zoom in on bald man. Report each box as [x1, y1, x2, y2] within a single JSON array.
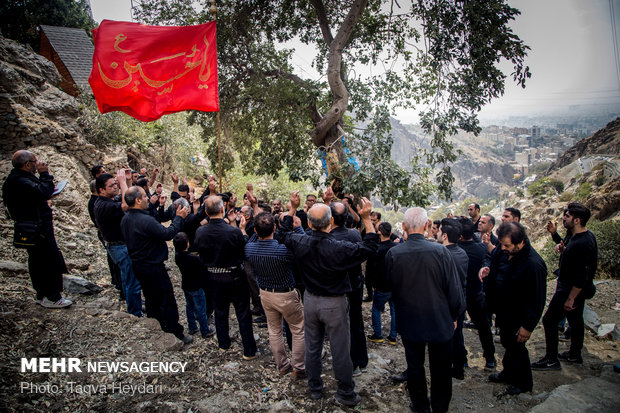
[[2, 150, 71, 308], [279, 191, 378, 407]]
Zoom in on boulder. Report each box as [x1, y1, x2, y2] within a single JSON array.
[[583, 305, 601, 333], [0, 260, 28, 274], [63, 274, 103, 295]]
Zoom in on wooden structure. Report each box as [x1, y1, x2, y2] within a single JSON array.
[[38, 25, 94, 96]]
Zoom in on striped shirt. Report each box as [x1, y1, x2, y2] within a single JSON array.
[[244, 238, 295, 290]]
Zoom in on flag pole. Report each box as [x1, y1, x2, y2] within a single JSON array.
[[210, 0, 222, 193]]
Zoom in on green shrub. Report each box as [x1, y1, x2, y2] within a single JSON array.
[[576, 182, 592, 201], [559, 191, 574, 202], [528, 177, 564, 197]]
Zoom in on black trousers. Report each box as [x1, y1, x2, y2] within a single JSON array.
[[452, 311, 467, 374], [466, 293, 496, 361], [347, 286, 368, 369], [211, 277, 257, 357], [403, 337, 453, 413], [542, 287, 586, 358], [497, 318, 533, 391], [132, 262, 184, 339], [27, 221, 67, 302], [244, 260, 263, 312]]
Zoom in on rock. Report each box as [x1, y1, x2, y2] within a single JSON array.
[[528, 377, 620, 413], [142, 317, 162, 330], [63, 274, 103, 295], [597, 324, 616, 338], [267, 400, 296, 412], [0, 260, 28, 274], [151, 333, 183, 352], [368, 352, 391, 366], [584, 305, 601, 333], [223, 362, 240, 370]]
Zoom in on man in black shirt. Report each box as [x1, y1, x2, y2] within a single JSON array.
[[194, 195, 258, 359], [479, 214, 499, 253], [386, 207, 464, 413], [532, 203, 598, 369], [467, 203, 481, 240], [88, 179, 122, 298], [2, 150, 71, 308], [480, 222, 546, 395], [330, 202, 368, 376], [94, 171, 143, 317], [438, 218, 468, 381], [456, 217, 495, 369], [120, 186, 192, 343], [280, 191, 378, 407]]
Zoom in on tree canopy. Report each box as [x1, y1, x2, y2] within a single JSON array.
[[133, 0, 530, 207], [0, 0, 95, 51]]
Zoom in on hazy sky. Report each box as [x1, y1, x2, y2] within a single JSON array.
[[89, 0, 620, 122]]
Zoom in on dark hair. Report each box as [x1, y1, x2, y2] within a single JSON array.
[[178, 184, 190, 193], [95, 173, 114, 193], [566, 202, 591, 226], [456, 217, 475, 240], [306, 194, 316, 200], [483, 213, 495, 227], [91, 165, 104, 178], [257, 202, 272, 214], [378, 222, 392, 238], [497, 222, 527, 245], [173, 232, 189, 252], [433, 220, 441, 227], [505, 207, 521, 220], [136, 177, 149, 188], [470, 203, 480, 211], [440, 218, 462, 243], [330, 202, 348, 227], [89, 179, 97, 194], [370, 211, 381, 220], [124, 186, 143, 207], [254, 212, 275, 238]]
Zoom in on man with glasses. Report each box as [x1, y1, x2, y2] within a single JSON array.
[[2, 150, 72, 308]]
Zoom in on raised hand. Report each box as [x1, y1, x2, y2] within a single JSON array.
[[176, 205, 190, 219], [546, 220, 557, 234], [170, 173, 179, 184]]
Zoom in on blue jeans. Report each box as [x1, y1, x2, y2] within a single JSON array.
[[372, 290, 396, 339], [107, 244, 142, 317], [184, 288, 209, 335]]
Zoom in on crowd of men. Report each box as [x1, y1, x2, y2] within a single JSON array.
[[2, 149, 600, 411]]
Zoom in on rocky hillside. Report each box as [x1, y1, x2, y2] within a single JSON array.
[[548, 118, 620, 172], [391, 119, 515, 200]]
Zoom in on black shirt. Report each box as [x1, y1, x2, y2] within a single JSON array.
[[558, 230, 597, 290], [330, 226, 364, 289], [120, 208, 184, 265], [88, 195, 98, 227], [2, 169, 54, 222], [366, 239, 397, 292], [458, 240, 489, 297], [193, 218, 247, 269], [446, 243, 468, 291], [386, 233, 465, 343], [486, 240, 547, 332], [280, 215, 379, 296], [175, 251, 203, 292], [94, 196, 125, 242]]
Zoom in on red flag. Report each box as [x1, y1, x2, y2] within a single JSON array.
[[89, 20, 219, 122]]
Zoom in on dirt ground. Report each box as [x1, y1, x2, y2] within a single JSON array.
[[0, 223, 619, 412]]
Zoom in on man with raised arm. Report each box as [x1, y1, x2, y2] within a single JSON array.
[[279, 191, 378, 407]]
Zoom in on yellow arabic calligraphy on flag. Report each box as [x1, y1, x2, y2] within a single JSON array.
[[89, 20, 219, 122]]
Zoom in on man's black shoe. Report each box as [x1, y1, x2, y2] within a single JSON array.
[[391, 370, 408, 383], [505, 385, 530, 395], [334, 393, 361, 407], [485, 359, 497, 370], [251, 307, 262, 316], [253, 315, 267, 323], [181, 335, 194, 345], [557, 351, 583, 364], [310, 391, 322, 400], [531, 356, 561, 371], [463, 320, 477, 329], [488, 371, 508, 383], [409, 403, 431, 413]]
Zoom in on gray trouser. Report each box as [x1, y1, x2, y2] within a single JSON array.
[[303, 290, 354, 398]]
